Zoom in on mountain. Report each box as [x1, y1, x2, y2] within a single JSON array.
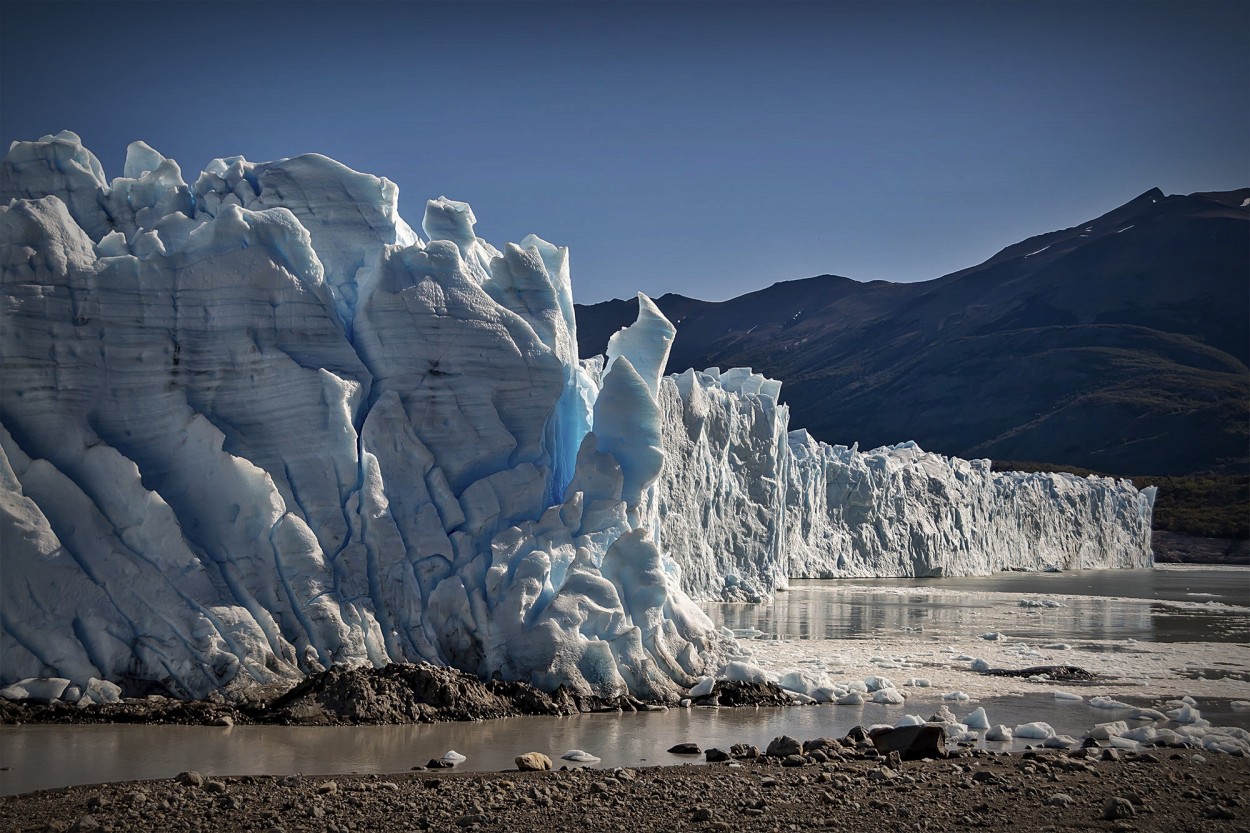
[[576, 189, 1250, 477]]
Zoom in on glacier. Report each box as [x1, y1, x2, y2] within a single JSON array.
[[0, 132, 1154, 701]]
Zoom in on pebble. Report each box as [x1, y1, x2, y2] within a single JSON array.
[[317, 781, 338, 795]]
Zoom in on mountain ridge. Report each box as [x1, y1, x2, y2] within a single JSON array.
[[575, 188, 1250, 478]]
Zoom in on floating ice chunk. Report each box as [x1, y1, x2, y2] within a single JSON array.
[[895, 714, 926, 727], [732, 628, 766, 640], [942, 691, 971, 701], [835, 691, 865, 705], [1014, 722, 1055, 739], [1089, 696, 1132, 710], [1231, 701, 1250, 711], [962, 707, 990, 730], [1108, 736, 1141, 750], [903, 678, 932, 687], [872, 688, 905, 705], [562, 749, 601, 763], [981, 632, 1005, 641], [1053, 691, 1083, 702], [1091, 721, 1128, 740], [1127, 708, 1167, 721], [864, 675, 895, 691], [1041, 643, 1071, 650], [985, 725, 1013, 742], [970, 658, 991, 672], [1042, 735, 1076, 749], [441, 750, 467, 765]]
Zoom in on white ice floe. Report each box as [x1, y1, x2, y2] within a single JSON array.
[[1053, 691, 1083, 702], [562, 750, 602, 763], [440, 751, 467, 765], [1014, 722, 1055, 739], [985, 725, 1013, 742], [962, 707, 991, 730]]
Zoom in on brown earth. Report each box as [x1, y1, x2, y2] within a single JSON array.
[[2, 746, 1247, 833]]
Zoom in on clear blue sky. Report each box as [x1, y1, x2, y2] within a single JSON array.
[[2, 1, 1246, 303]]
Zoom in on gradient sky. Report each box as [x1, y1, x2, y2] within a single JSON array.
[[2, 1, 1247, 304]]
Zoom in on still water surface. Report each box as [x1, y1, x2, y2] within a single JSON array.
[[3, 567, 1247, 795], [706, 568, 1250, 644]]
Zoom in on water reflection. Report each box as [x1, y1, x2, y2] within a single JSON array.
[[704, 569, 1249, 644], [5, 696, 1248, 796]]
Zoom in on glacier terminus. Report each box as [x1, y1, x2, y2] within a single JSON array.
[[0, 132, 1155, 702]]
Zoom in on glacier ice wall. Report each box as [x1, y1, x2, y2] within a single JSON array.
[[0, 132, 722, 699], [656, 368, 1155, 601], [0, 133, 1154, 699]]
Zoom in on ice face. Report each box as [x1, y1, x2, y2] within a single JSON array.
[[0, 133, 1153, 702], [655, 368, 1154, 600], [0, 133, 725, 700]]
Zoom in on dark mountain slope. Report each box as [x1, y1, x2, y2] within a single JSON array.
[[576, 189, 1249, 477]]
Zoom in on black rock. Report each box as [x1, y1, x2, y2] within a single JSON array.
[[704, 748, 730, 762], [868, 725, 947, 761], [668, 743, 700, 755]]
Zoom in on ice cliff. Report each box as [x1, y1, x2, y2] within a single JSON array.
[[657, 369, 1155, 601], [0, 133, 1154, 700]]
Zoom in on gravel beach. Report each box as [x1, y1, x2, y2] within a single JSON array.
[[3, 744, 1247, 832]]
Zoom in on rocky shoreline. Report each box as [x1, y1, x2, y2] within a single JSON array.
[[2, 733, 1247, 832], [0, 663, 792, 727]]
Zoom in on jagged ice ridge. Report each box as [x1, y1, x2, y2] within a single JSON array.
[[0, 133, 1154, 701]]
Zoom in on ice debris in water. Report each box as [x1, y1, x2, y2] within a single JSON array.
[[440, 751, 467, 765], [561, 750, 601, 763], [0, 132, 1157, 700]]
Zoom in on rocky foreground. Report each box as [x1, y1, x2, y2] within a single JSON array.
[[3, 736, 1249, 833]]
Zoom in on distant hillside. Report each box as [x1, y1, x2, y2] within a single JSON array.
[[577, 188, 1250, 480]]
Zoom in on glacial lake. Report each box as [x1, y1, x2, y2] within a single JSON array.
[[3, 566, 1247, 796]]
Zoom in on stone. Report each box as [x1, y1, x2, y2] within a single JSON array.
[[729, 744, 759, 759], [803, 737, 840, 754], [1047, 794, 1076, 807], [704, 748, 730, 762], [210, 715, 234, 727], [869, 725, 947, 761], [668, 742, 700, 754], [766, 735, 802, 757], [1103, 797, 1136, 820], [426, 758, 455, 768], [203, 780, 228, 793], [844, 726, 871, 744], [69, 816, 101, 833], [693, 808, 714, 821], [515, 752, 552, 771], [175, 770, 204, 787], [316, 781, 338, 795], [781, 755, 806, 767]]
